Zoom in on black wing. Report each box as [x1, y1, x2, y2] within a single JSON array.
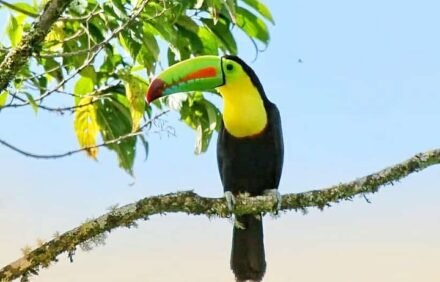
[[267, 102, 284, 188]]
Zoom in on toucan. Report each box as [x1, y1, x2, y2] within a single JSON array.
[[146, 55, 284, 282]]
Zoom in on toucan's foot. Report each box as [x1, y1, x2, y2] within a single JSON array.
[[224, 191, 236, 212], [264, 189, 282, 212]]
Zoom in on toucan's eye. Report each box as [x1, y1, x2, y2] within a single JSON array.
[[226, 64, 234, 71]]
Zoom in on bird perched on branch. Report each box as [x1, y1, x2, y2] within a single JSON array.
[[146, 55, 284, 282]]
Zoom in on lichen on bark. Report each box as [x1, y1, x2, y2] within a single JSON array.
[[1, 149, 440, 281], [0, 0, 72, 92]]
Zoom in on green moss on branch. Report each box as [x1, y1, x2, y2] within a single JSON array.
[[0, 0, 72, 92]]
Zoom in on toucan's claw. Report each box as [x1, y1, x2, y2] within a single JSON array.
[[264, 189, 282, 212], [224, 191, 236, 212]]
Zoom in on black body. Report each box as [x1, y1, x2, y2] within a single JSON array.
[[216, 56, 284, 282]]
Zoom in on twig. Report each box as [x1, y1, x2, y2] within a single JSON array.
[[0, 110, 169, 159], [1, 148, 440, 281], [58, 9, 103, 21], [1, 84, 118, 114]]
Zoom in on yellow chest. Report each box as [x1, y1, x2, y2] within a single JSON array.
[[217, 79, 267, 138]]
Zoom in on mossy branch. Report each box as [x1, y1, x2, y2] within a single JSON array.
[[1, 148, 440, 281], [0, 0, 72, 92]]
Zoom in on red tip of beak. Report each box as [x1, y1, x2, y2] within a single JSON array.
[[146, 79, 166, 103]]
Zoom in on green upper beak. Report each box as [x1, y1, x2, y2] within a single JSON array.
[[146, 56, 224, 103]]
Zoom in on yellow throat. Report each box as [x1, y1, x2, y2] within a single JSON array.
[[216, 75, 268, 138]]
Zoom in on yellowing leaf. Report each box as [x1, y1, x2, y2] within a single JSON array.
[[45, 21, 65, 51], [0, 91, 8, 108], [6, 14, 26, 47], [74, 97, 100, 159], [123, 75, 146, 132]]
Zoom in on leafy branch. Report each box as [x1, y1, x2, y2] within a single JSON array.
[[1, 148, 440, 281], [0, 0, 275, 172], [4, 0, 151, 109]]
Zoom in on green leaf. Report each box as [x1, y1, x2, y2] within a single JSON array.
[[37, 76, 48, 92], [176, 18, 204, 55], [119, 32, 141, 60], [224, 0, 237, 23], [24, 92, 38, 114], [198, 27, 219, 55], [62, 30, 88, 68], [14, 2, 38, 15], [74, 97, 100, 159], [202, 18, 237, 54], [179, 92, 221, 154], [111, 0, 127, 16], [88, 22, 105, 42], [241, 0, 274, 24], [141, 28, 159, 58], [74, 66, 96, 104], [236, 6, 270, 44], [102, 3, 120, 25], [0, 91, 8, 108], [95, 96, 136, 175], [167, 47, 178, 66], [146, 22, 178, 46], [194, 101, 220, 154], [137, 28, 159, 72], [205, 100, 219, 131], [40, 57, 63, 82], [100, 47, 123, 73], [139, 135, 149, 161]]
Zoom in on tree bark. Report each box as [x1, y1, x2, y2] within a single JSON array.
[[1, 148, 439, 281]]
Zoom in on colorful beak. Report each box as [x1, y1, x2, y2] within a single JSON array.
[[146, 56, 224, 103]]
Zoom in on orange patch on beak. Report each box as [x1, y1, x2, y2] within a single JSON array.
[[181, 67, 218, 82]]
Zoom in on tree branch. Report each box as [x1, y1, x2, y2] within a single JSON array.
[[0, 0, 72, 92], [1, 148, 440, 281], [3, 0, 156, 109], [0, 110, 169, 159]]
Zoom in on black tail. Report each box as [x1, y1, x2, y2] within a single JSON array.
[[231, 214, 266, 282]]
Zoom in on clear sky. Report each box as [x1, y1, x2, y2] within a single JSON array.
[[2, 1, 440, 281]]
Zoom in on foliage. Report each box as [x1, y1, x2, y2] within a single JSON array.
[[0, 0, 273, 174]]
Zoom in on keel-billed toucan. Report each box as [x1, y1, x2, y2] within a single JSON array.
[[146, 55, 284, 282]]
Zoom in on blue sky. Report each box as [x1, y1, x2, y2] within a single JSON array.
[[1, 1, 440, 281]]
